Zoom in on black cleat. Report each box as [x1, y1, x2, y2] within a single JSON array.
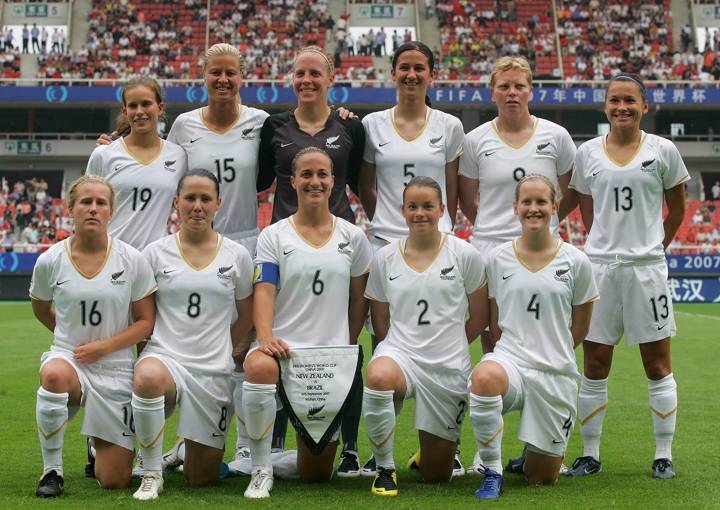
[[36, 470, 64, 498], [566, 456, 602, 477], [505, 445, 527, 474], [337, 450, 361, 478], [652, 458, 675, 479], [84, 437, 95, 478]]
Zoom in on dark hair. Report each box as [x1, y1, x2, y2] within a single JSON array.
[[291, 146, 334, 175], [176, 168, 220, 197], [392, 41, 434, 107], [402, 176, 443, 204], [607, 73, 647, 101]]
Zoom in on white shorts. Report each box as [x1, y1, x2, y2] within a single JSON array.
[[40, 349, 135, 451], [140, 353, 232, 449], [225, 231, 258, 257], [469, 237, 503, 264], [372, 342, 469, 442], [481, 352, 577, 457], [587, 261, 676, 345]]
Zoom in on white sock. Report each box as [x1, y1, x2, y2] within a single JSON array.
[[578, 376, 608, 461], [469, 393, 504, 474], [36, 387, 69, 477], [232, 371, 249, 451], [132, 394, 165, 472], [648, 373, 677, 460], [362, 387, 396, 470], [243, 382, 276, 472]]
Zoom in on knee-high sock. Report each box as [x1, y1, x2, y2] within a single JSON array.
[[243, 382, 276, 471], [648, 373, 677, 460], [232, 370, 249, 451], [36, 387, 69, 477], [469, 393, 504, 474], [341, 366, 363, 452], [362, 388, 396, 469], [132, 394, 165, 473], [578, 376, 608, 461]]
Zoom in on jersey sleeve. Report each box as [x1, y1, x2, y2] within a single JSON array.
[[130, 249, 157, 301], [485, 250, 498, 299], [361, 116, 376, 164], [346, 117, 366, 195], [85, 146, 106, 177], [556, 127, 577, 176], [572, 250, 599, 305], [659, 140, 690, 189], [350, 229, 372, 277], [256, 116, 277, 192], [458, 135, 479, 179], [364, 250, 388, 302], [29, 252, 53, 301], [233, 246, 254, 300], [460, 243, 486, 294], [569, 145, 591, 195], [445, 115, 465, 163], [254, 227, 278, 265], [166, 115, 182, 145]]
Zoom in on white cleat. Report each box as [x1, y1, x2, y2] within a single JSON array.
[[466, 451, 485, 475], [244, 467, 273, 499], [228, 447, 252, 476], [133, 471, 163, 501], [131, 453, 144, 478], [162, 439, 185, 471]]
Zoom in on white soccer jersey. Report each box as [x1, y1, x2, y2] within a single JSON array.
[[167, 106, 269, 242], [487, 240, 598, 377], [362, 107, 464, 241], [255, 216, 372, 347], [29, 237, 157, 363], [459, 117, 576, 243], [365, 235, 486, 372], [86, 138, 187, 250], [142, 234, 253, 375], [570, 133, 690, 263]]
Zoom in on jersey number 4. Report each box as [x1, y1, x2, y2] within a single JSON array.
[[527, 293, 540, 320]]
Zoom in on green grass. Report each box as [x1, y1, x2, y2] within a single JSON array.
[[1, 302, 719, 509]]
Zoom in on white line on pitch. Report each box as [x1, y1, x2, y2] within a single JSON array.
[[676, 311, 720, 321]]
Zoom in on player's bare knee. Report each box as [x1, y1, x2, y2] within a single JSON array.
[[132, 367, 166, 396], [365, 366, 397, 391], [243, 353, 278, 383], [470, 368, 502, 396], [644, 361, 671, 381], [40, 363, 73, 393]]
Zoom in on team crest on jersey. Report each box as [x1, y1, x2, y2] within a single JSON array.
[[337, 241, 351, 254], [164, 160, 177, 172], [536, 142, 552, 155], [326, 135, 341, 149], [110, 269, 127, 285], [241, 127, 256, 140], [217, 265, 233, 280], [440, 265, 456, 280], [554, 267, 570, 282], [641, 158, 657, 173], [429, 135, 443, 147]]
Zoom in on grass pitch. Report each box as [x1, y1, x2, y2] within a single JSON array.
[[1, 302, 718, 509]]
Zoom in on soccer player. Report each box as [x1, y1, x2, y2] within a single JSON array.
[[86, 77, 187, 250], [243, 147, 371, 498], [30, 175, 156, 497], [131, 169, 254, 500], [458, 56, 577, 474], [363, 176, 488, 496], [566, 74, 689, 480], [358, 41, 466, 476], [256, 45, 367, 477], [470, 175, 597, 499]]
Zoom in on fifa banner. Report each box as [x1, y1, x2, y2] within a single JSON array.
[[277, 345, 362, 454]]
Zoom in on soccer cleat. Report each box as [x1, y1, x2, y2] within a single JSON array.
[[161, 438, 184, 471], [337, 450, 361, 478], [360, 455, 377, 477], [228, 447, 252, 476], [244, 467, 273, 499], [505, 445, 527, 474], [406, 450, 420, 470], [371, 467, 398, 497], [133, 471, 163, 501], [652, 458, 675, 479], [559, 463, 569, 475], [36, 470, 64, 498], [466, 451, 485, 475], [131, 453, 144, 478], [474, 469, 503, 499], [452, 451, 465, 477], [566, 456, 602, 477], [84, 437, 96, 478]]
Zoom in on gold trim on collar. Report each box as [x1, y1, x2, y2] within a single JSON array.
[[199, 105, 243, 135], [602, 131, 646, 168], [389, 106, 431, 142], [288, 215, 336, 248], [491, 116, 538, 150], [399, 234, 447, 273], [120, 138, 164, 166], [63, 237, 113, 280], [175, 233, 223, 271], [511, 238, 562, 273]]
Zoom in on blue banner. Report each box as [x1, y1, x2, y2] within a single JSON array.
[[1, 86, 719, 106], [668, 277, 720, 303], [667, 254, 720, 275], [0, 252, 39, 273]]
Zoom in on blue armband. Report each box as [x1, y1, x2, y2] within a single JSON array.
[[254, 262, 279, 286]]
